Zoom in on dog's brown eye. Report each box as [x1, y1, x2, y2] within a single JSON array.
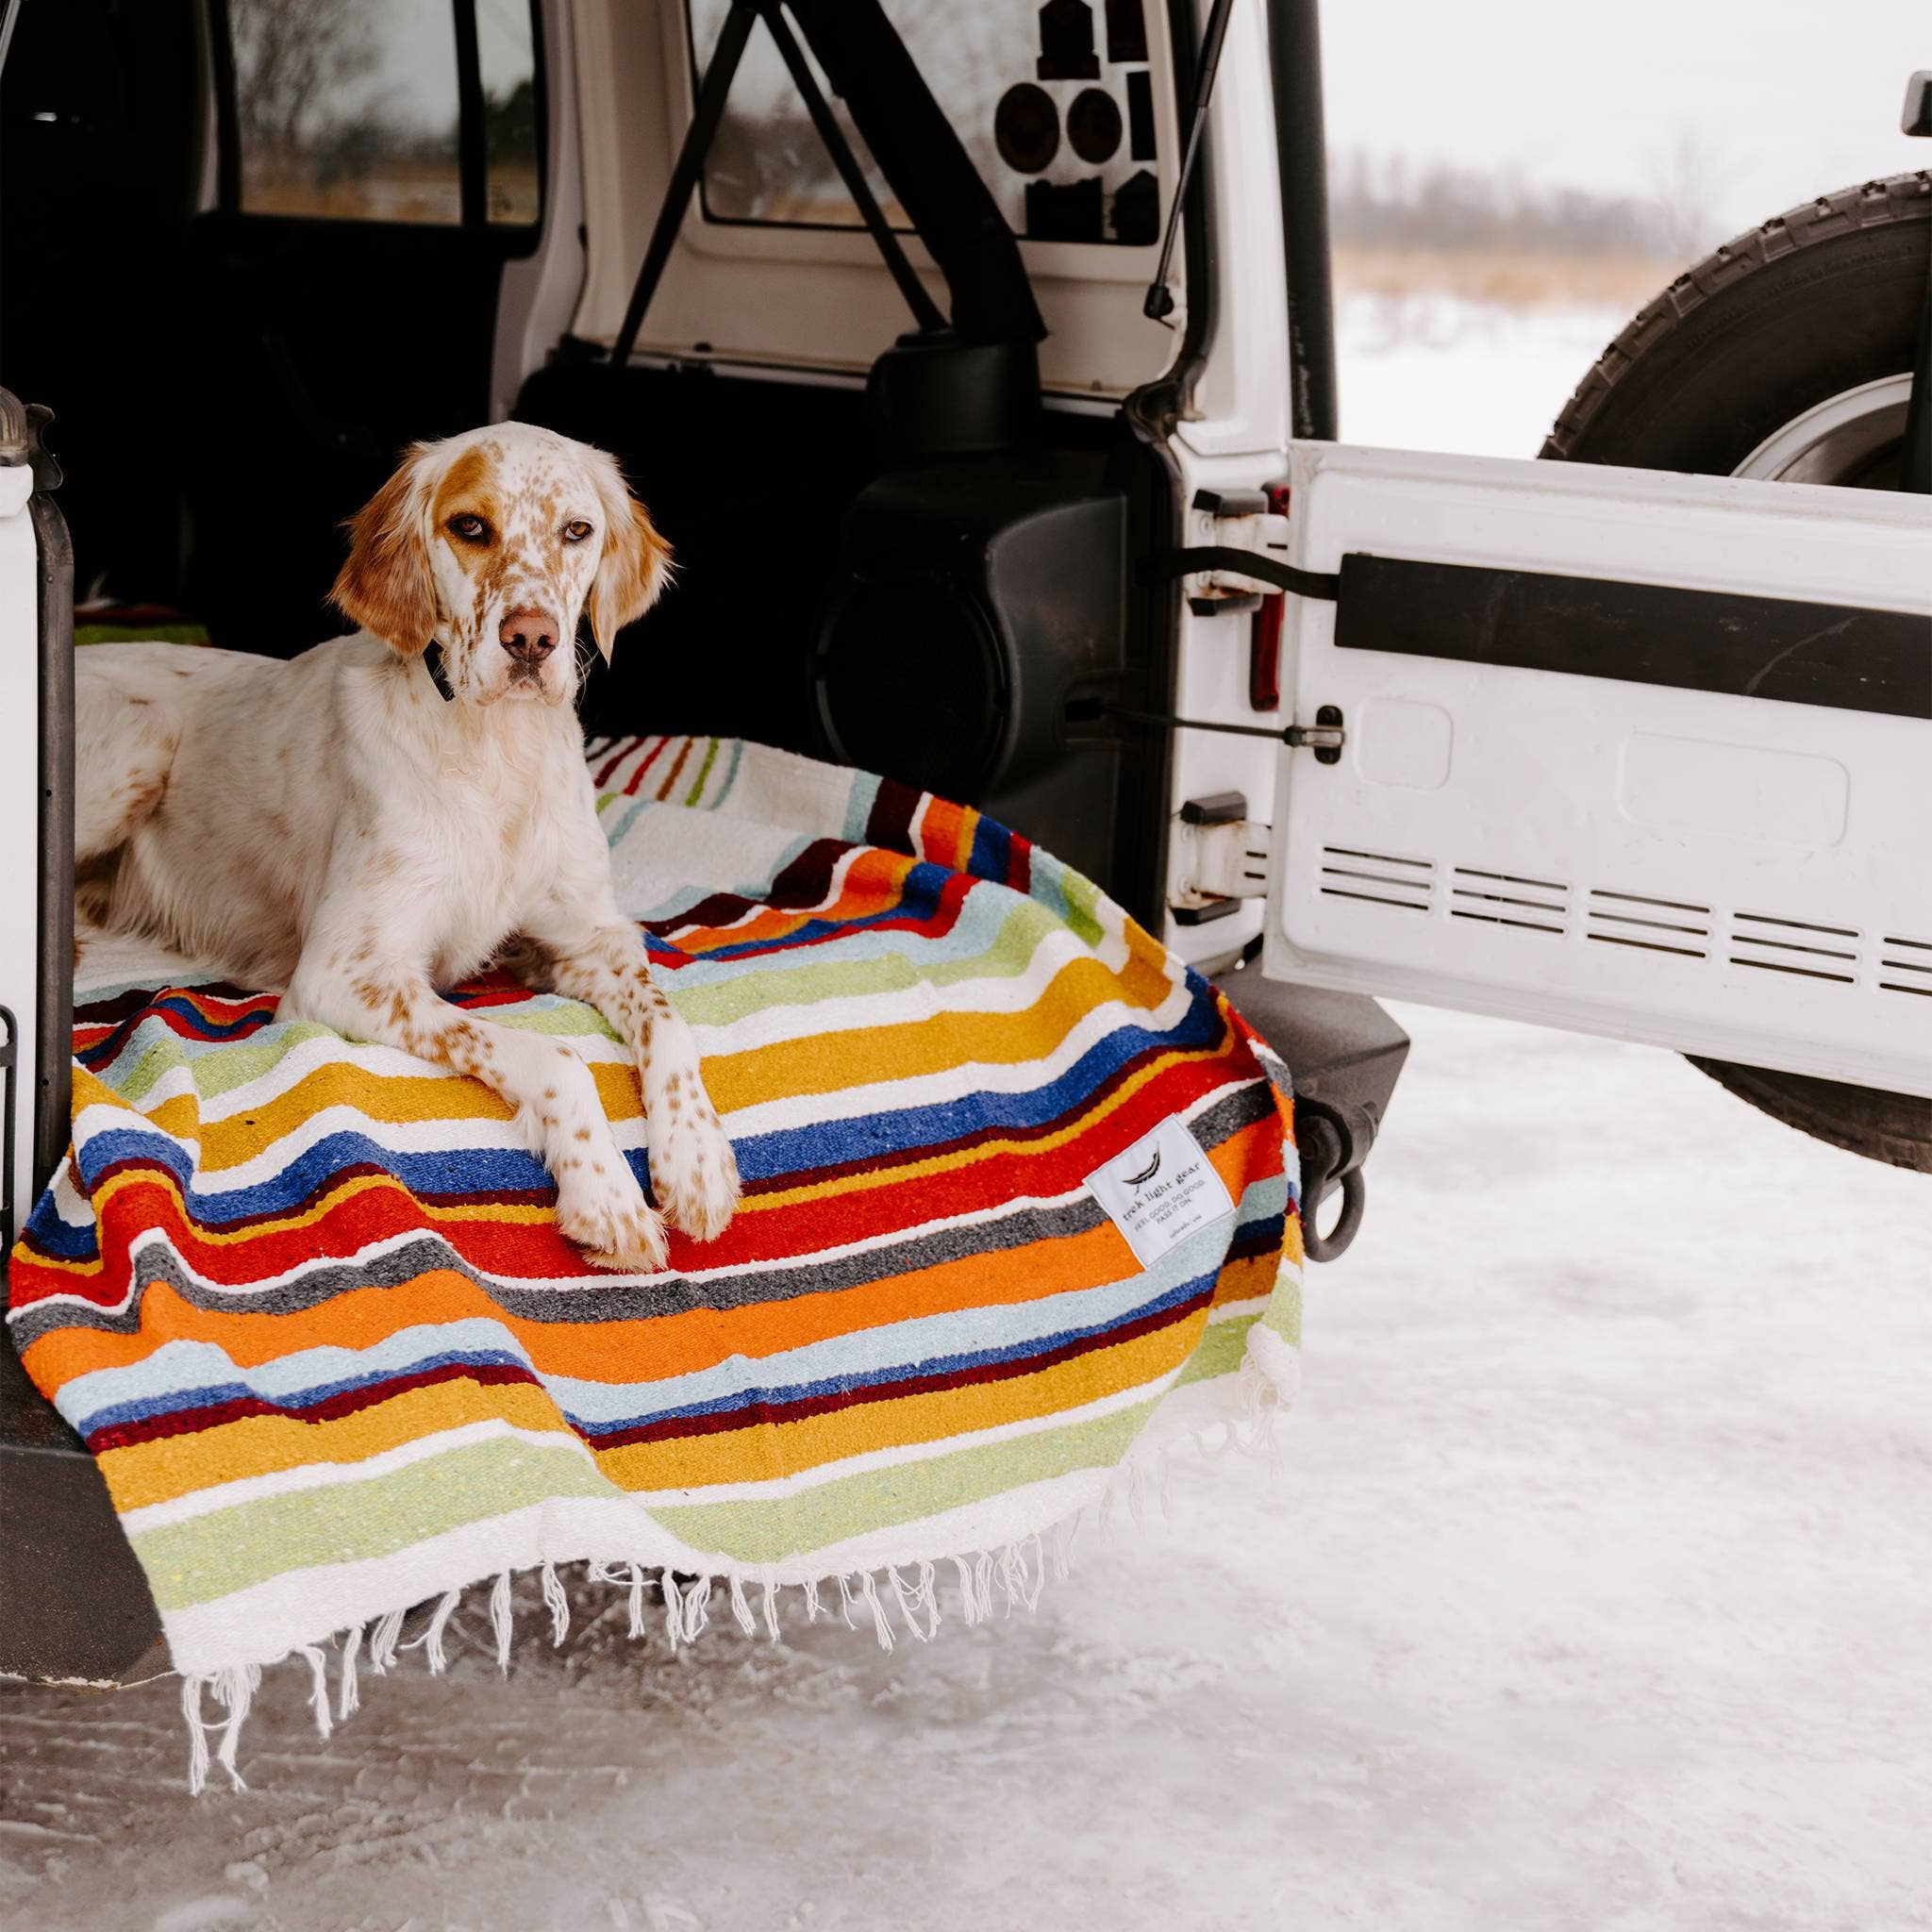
[[447, 513, 491, 543], [561, 519, 593, 543]]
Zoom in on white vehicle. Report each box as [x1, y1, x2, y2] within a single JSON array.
[[0, 0, 1926, 1679]]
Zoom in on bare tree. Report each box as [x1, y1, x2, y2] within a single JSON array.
[[1329, 148, 1666, 260], [1647, 127, 1734, 262], [228, 0, 378, 164]]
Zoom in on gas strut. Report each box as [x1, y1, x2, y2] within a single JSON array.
[[1142, 0, 1239, 322]]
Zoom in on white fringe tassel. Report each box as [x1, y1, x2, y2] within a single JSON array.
[[728, 1573, 756, 1637], [491, 1570, 513, 1672], [541, 1561, 570, 1646], [297, 1644, 332, 1740], [181, 1674, 212, 1797], [170, 1335, 1302, 1794], [337, 1623, 363, 1722], [368, 1606, 405, 1674]]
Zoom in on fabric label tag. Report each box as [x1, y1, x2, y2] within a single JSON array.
[[1084, 1116, 1236, 1268]]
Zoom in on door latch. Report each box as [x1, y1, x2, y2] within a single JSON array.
[[1282, 715, 1344, 751]]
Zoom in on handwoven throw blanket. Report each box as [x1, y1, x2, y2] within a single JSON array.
[[8, 735, 1303, 1789]]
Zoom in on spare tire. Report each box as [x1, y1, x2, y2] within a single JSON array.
[[1541, 171, 1932, 1172]]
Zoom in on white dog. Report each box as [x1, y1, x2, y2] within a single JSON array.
[[73, 422, 739, 1273]]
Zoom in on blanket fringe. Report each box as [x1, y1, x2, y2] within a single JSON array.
[[182, 1662, 260, 1795], [181, 1674, 212, 1796], [369, 1606, 405, 1674], [541, 1560, 569, 1645], [169, 1334, 1299, 1793], [297, 1644, 333, 1740], [490, 1570, 513, 1672], [338, 1624, 362, 1720]]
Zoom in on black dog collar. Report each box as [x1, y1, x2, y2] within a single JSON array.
[[423, 639, 457, 703]]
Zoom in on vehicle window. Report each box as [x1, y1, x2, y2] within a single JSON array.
[[477, 0, 541, 225], [229, 0, 464, 223], [686, 0, 1160, 246]]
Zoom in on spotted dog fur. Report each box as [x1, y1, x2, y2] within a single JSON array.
[[73, 424, 739, 1273]]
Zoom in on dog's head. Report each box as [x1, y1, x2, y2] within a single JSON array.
[[331, 423, 670, 708]]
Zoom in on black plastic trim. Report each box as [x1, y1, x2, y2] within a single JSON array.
[[0, 1005, 15, 1258], [1266, 0, 1338, 440], [1148, 543, 1339, 602], [1179, 790, 1247, 824], [453, 0, 489, 229], [31, 488, 72, 1203], [1173, 897, 1240, 924], [1334, 553, 1932, 720], [1111, 0, 1222, 934]]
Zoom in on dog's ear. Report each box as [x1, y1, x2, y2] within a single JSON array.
[[331, 445, 438, 655], [587, 460, 672, 661]]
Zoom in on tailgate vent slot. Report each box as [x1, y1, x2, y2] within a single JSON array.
[[1728, 911, 1859, 986], [1585, 889, 1711, 959], [1319, 845, 1432, 913], [1449, 866, 1567, 936], [1880, 934, 1932, 997]]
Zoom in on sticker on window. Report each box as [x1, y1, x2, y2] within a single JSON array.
[[1084, 1117, 1235, 1268]]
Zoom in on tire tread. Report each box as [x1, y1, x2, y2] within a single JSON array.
[[1541, 172, 1932, 459]]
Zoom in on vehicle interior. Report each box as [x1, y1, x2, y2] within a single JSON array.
[[0, 0, 1255, 921]]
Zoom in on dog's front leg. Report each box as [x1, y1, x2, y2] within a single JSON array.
[[286, 947, 670, 1273], [528, 915, 741, 1242]]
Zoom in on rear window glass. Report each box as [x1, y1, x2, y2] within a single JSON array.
[[230, 0, 464, 224], [225, 0, 540, 228], [480, 0, 541, 225], [686, 0, 1161, 247]]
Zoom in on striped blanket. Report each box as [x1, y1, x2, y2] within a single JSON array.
[[8, 735, 1302, 1787]]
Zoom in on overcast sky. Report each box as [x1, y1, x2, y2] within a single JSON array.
[[1320, 0, 1929, 236]]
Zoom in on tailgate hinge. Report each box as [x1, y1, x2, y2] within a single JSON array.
[[1174, 792, 1272, 912]]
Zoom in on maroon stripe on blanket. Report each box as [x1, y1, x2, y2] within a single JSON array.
[[621, 736, 675, 794], [864, 777, 923, 858], [585, 1281, 1218, 1450], [87, 1357, 542, 1452]]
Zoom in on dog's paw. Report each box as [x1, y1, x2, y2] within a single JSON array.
[[650, 1102, 741, 1243], [556, 1163, 670, 1274]]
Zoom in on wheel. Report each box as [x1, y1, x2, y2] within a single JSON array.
[[1541, 171, 1932, 1173]]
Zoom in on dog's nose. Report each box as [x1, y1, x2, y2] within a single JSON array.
[[499, 607, 558, 664]]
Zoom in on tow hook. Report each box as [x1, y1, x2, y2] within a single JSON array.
[[1295, 1095, 1378, 1262]]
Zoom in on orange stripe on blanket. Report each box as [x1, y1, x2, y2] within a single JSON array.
[[26, 1162, 1279, 1415], [702, 950, 1182, 1111], [593, 1312, 1205, 1491], [98, 1303, 1210, 1516], [22, 1189, 1180, 1392], [98, 1378, 582, 1512]]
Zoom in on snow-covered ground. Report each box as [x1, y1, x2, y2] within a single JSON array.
[[1333, 290, 1631, 457], [8, 305, 1931, 1932]]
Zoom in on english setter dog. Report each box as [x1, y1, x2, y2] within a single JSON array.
[[74, 423, 739, 1273]]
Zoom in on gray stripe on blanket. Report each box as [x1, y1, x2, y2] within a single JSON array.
[[11, 1081, 1277, 1344]]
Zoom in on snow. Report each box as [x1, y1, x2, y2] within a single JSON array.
[[1334, 291, 1628, 459], [7, 306, 1932, 1931]]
